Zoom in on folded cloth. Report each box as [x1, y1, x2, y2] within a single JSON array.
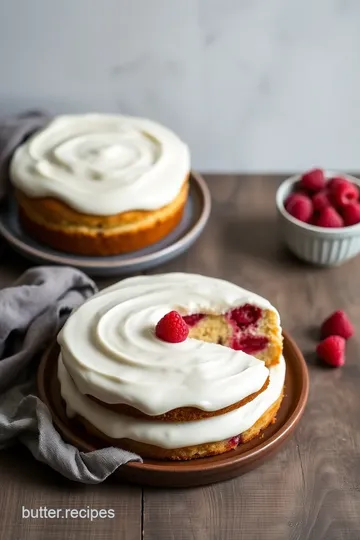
[[0, 266, 141, 484], [0, 111, 48, 201]]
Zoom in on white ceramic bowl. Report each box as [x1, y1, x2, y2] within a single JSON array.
[[276, 171, 360, 266]]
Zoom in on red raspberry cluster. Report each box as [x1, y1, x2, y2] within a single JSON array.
[[284, 168, 360, 228]]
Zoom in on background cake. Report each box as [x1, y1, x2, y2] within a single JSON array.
[[57, 273, 285, 460], [10, 114, 190, 256]]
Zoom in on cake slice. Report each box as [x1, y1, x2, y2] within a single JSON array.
[[182, 303, 282, 367]]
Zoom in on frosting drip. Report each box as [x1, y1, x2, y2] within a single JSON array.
[[10, 114, 190, 216], [57, 274, 280, 415], [58, 355, 286, 449]]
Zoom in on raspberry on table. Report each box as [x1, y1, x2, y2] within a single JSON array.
[[315, 206, 344, 228], [285, 193, 313, 223], [342, 203, 360, 226], [155, 311, 189, 343], [312, 190, 331, 212], [299, 168, 326, 192], [330, 182, 359, 208], [316, 335, 346, 367], [321, 310, 354, 340]]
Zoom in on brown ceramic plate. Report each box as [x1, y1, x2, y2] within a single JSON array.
[[37, 331, 309, 488]]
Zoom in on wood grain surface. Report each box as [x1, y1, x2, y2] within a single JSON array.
[[1, 175, 360, 540]]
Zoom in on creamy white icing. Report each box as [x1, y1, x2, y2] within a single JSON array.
[[58, 354, 286, 449], [10, 114, 190, 216], [57, 273, 281, 415]]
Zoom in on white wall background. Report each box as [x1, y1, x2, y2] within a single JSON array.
[[1, 0, 360, 172]]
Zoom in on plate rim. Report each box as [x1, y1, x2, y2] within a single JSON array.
[[37, 330, 309, 478], [0, 171, 211, 269]]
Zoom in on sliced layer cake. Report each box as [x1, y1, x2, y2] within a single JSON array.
[[57, 273, 285, 460]]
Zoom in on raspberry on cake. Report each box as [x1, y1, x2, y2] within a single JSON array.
[[57, 273, 285, 461], [10, 114, 190, 256], [155, 311, 189, 343]]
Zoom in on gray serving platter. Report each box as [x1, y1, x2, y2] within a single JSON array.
[[0, 171, 211, 276]]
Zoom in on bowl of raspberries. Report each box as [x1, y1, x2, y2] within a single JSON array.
[[276, 168, 360, 265]]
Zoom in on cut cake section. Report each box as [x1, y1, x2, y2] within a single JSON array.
[[184, 303, 282, 368]]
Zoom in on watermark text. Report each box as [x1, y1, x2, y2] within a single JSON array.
[[21, 506, 115, 521]]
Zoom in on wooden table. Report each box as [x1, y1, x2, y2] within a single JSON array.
[[1, 175, 360, 540]]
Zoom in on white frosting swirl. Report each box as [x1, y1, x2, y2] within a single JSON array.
[[58, 274, 280, 415], [58, 354, 286, 449], [10, 114, 190, 216]]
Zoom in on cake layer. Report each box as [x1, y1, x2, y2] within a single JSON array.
[[16, 180, 188, 256], [58, 354, 286, 451], [58, 274, 278, 415], [88, 375, 270, 422], [80, 393, 284, 460], [15, 179, 189, 230], [10, 114, 190, 216]]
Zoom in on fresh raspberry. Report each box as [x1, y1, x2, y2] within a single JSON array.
[[155, 311, 189, 343], [285, 193, 313, 223], [327, 176, 351, 192], [330, 182, 359, 208], [315, 206, 344, 228], [342, 203, 360, 226], [229, 304, 262, 328], [316, 335, 346, 367], [182, 314, 205, 327], [321, 310, 354, 340], [312, 190, 331, 212], [299, 168, 326, 192], [284, 193, 300, 206]]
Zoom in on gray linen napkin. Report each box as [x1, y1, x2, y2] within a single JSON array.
[[0, 266, 141, 483], [0, 111, 49, 201]]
